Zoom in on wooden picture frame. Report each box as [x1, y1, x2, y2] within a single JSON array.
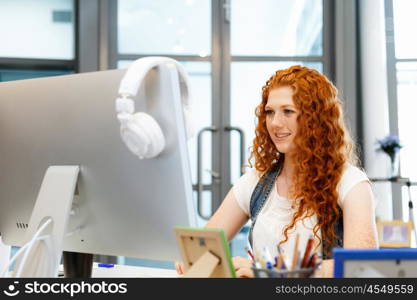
[[174, 226, 236, 278], [377, 220, 413, 248]]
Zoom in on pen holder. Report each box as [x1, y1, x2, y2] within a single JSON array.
[[252, 267, 315, 278]]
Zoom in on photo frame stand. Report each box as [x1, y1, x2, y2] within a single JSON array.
[[182, 250, 220, 278], [174, 227, 236, 278]]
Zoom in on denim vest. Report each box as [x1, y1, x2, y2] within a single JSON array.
[[248, 164, 343, 259]]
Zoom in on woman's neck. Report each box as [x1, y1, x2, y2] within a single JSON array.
[[277, 154, 296, 200], [281, 154, 295, 179]]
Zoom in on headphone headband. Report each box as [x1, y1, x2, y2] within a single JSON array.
[[115, 57, 195, 159], [118, 56, 190, 109]]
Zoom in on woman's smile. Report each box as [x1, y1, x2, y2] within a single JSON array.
[[273, 132, 291, 141]]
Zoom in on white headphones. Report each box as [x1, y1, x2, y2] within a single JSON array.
[[115, 57, 194, 159]]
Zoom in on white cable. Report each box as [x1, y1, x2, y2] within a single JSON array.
[[24, 226, 81, 277], [41, 233, 55, 277], [15, 218, 52, 277], [0, 232, 56, 278], [19, 226, 79, 277], [2, 220, 78, 277]]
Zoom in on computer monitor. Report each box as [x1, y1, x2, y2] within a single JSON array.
[[0, 68, 197, 265]]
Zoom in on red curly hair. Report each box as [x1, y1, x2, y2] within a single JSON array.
[[250, 65, 358, 251]]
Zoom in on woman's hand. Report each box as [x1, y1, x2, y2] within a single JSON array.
[[232, 256, 254, 278], [175, 261, 185, 276]]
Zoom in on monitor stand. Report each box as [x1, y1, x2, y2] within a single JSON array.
[[63, 251, 93, 278], [13, 166, 80, 277]]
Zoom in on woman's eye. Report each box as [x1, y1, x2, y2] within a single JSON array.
[[283, 109, 295, 115], [265, 109, 274, 115]]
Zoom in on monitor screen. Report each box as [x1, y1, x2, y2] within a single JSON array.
[[0, 68, 197, 263]]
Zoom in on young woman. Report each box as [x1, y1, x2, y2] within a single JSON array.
[[177, 65, 378, 277]]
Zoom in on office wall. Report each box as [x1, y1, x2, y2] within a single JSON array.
[[359, 0, 393, 220]]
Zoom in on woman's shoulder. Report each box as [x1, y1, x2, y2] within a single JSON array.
[[232, 168, 263, 215], [233, 168, 262, 190], [243, 167, 262, 179], [341, 164, 369, 181], [337, 163, 370, 206]]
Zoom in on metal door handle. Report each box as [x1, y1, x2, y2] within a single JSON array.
[[197, 126, 218, 220], [204, 169, 220, 181], [225, 126, 246, 176]]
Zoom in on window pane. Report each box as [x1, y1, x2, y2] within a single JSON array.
[[396, 63, 417, 246], [393, 0, 417, 59], [0, 0, 74, 59], [118, 0, 211, 56], [193, 190, 212, 227], [230, 62, 322, 183], [397, 62, 417, 181], [118, 60, 212, 185], [0, 69, 72, 82], [230, 226, 249, 257], [231, 0, 323, 56]]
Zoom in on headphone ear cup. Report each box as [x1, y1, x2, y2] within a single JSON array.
[[120, 112, 165, 159]]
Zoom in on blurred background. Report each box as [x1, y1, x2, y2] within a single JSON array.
[[1, 0, 416, 267]]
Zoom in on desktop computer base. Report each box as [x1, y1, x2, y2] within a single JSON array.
[[13, 166, 80, 277]]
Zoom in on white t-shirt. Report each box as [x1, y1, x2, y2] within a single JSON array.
[[232, 164, 369, 263]]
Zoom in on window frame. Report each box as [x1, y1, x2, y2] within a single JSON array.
[[384, 0, 417, 220], [108, 0, 335, 215]]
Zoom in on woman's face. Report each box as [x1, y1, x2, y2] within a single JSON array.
[[265, 86, 299, 155]]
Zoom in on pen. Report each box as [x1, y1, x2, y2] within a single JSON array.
[[291, 233, 300, 270], [262, 246, 273, 265], [275, 255, 283, 270], [277, 244, 282, 255], [306, 253, 317, 268], [245, 247, 255, 263], [98, 263, 114, 268], [301, 235, 314, 268], [255, 250, 266, 268]]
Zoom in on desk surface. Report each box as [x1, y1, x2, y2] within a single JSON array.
[[58, 263, 178, 278], [92, 263, 178, 278]]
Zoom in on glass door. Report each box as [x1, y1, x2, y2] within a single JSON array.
[[386, 0, 417, 245], [113, 0, 331, 257], [115, 0, 216, 228], [226, 0, 326, 256]]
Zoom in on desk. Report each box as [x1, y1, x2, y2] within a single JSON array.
[[59, 263, 178, 278], [92, 263, 178, 278]]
